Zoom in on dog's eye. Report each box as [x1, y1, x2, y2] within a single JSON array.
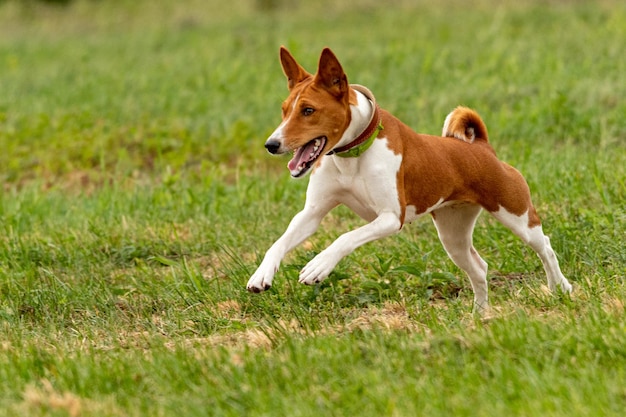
[[301, 107, 315, 116]]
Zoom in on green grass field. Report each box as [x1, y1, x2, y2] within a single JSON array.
[[1, 0, 625, 415]]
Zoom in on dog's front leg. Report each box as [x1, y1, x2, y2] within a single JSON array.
[[299, 212, 402, 285], [246, 204, 332, 292]]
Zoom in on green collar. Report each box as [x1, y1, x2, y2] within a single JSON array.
[[334, 121, 383, 158], [330, 100, 383, 158]]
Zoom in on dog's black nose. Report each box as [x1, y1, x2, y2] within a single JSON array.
[[265, 140, 281, 154]]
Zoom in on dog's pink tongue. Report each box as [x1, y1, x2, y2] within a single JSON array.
[[288, 142, 316, 174]]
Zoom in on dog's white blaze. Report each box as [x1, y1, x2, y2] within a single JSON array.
[[268, 122, 285, 142], [266, 93, 301, 150]]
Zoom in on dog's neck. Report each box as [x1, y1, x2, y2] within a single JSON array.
[[329, 86, 377, 153]]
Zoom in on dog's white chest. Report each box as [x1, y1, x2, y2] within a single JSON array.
[[312, 137, 403, 222]]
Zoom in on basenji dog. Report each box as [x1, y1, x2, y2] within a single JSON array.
[[246, 47, 572, 311]]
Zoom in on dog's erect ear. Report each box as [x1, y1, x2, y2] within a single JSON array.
[[315, 48, 348, 98], [280, 46, 311, 90]]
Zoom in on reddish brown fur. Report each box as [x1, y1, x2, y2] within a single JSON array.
[[382, 111, 541, 227]]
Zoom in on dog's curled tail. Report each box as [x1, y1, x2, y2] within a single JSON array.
[[442, 106, 489, 143]]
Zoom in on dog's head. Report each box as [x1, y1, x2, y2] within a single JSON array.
[[265, 47, 357, 178]]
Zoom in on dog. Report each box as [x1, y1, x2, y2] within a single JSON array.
[[246, 47, 572, 311]]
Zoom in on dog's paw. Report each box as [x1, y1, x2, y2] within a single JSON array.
[[298, 253, 338, 286], [246, 266, 276, 293], [549, 277, 573, 294], [298, 272, 327, 286], [559, 279, 573, 294]]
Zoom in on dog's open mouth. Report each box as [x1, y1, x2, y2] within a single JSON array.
[[287, 136, 327, 177]]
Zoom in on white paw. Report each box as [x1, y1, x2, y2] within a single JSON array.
[[246, 264, 276, 293], [559, 279, 573, 293], [298, 252, 339, 286], [473, 300, 491, 316], [549, 277, 573, 294]]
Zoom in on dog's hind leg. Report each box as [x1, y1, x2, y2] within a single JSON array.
[[490, 206, 572, 294], [431, 203, 489, 312]]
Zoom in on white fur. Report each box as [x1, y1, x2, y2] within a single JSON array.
[[490, 207, 572, 294], [431, 203, 488, 309], [442, 111, 454, 137], [332, 91, 375, 151], [430, 204, 572, 311]]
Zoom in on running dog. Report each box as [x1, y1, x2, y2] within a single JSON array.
[[246, 47, 572, 311]]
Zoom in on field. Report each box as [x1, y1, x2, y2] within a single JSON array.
[[1, 0, 625, 415]]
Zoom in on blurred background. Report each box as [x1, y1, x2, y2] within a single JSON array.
[[1, 0, 624, 188]]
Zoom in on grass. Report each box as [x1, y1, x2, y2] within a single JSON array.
[[0, 0, 625, 415]]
